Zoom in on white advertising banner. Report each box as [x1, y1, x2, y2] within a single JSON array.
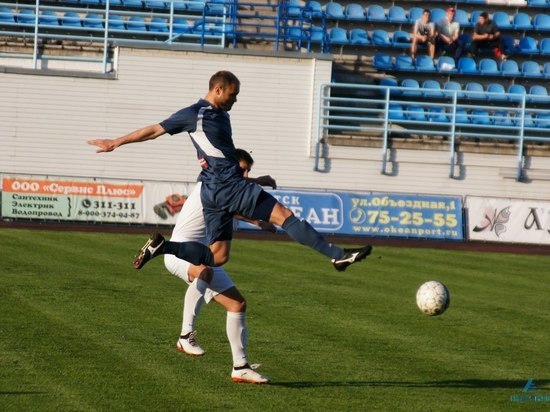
[[466, 196, 550, 245], [1, 174, 195, 226]]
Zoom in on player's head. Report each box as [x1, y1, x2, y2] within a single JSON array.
[[208, 71, 240, 111], [235, 148, 253, 178], [445, 6, 455, 21]]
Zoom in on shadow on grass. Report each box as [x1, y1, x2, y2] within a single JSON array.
[[272, 379, 550, 389]]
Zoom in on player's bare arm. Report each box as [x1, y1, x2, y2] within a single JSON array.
[[87, 123, 166, 153]]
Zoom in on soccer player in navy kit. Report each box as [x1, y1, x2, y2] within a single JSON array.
[[88, 71, 371, 272]]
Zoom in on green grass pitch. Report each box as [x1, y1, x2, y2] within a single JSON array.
[[1, 228, 549, 411]]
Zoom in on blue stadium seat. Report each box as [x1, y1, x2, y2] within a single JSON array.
[[518, 36, 538, 54], [371, 29, 390, 46], [486, 83, 507, 101], [187, 0, 206, 12], [535, 113, 550, 128], [309, 25, 325, 43], [528, 85, 548, 103], [388, 6, 407, 23], [528, 0, 547, 5], [304, 1, 323, 19], [415, 54, 435, 71], [444, 81, 463, 98], [62, 11, 82, 27], [328, 27, 348, 45], [349, 28, 369, 45], [458, 57, 478, 74], [479, 58, 499, 75], [39, 11, 59, 26], [513, 12, 532, 30], [286, 0, 302, 18], [533, 14, 550, 30], [501, 35, 517, 54], [394, 54, 414, 70], [400, 78, 421, 97], [107, 14, 125, 30], [83, 13, 103, 29], [422, 80, 443, 98], [471, 109, 492, 125], [388, 103, 405, 121], [17, 9, 36, 25], [205, 1, 226, 15], [325, 2, 345, 20], [544, 62, 550, 78], [540, 38, 550, 55], [437, 56, 456, 72], [464, 82, 485, 99], [392, 31, 410, 48], [0, 7, 14, 23], [287, 26, 304, 41], [345, 3, 365, 20], [493, 12, 511, 30], [514, 113, 535, 128], [508, 84, 527, 102], [127, 16, 147, 31], [149, 17, 168, 32], [455, 108, 470, 124], [173, 18, 191, 34], [430, 8, 445, 24], [366, 4, 385, 22], [427, 107, 449, 123], [500, 59, 521, 76], [380, 77, 400, 96], [493, 111, 513, 127], [107, 0, 123, 5], [80, 0, 102, 5], [407, 7, 423, 24], [454, 9, 470, 28], [406, 105, 427, 122], [122, 0, 143, 8], [373, 53, 392, 70], [522, 60, 542, 77]]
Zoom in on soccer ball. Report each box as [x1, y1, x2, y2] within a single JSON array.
[[416, 281, 450, 316]]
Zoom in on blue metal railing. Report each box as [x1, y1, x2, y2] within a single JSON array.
[[0, 0, 228, 72], [316, 83, 550, 181]]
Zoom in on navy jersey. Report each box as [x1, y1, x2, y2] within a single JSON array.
[[159, 99, 243, 183]]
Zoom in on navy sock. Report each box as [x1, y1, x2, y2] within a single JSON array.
[[164, 241, 214, 266], [281, 216, 344, 260]]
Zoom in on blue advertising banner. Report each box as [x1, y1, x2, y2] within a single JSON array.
[[237, 190, 463, 240]]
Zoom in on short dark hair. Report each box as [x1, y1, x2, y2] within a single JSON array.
[[480, 12, 489, 19], [235, 148, 254, 166], [423, 9, 430, 14], [209, 71, 240, 91]]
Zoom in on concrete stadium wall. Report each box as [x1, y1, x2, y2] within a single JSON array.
[[1, 46, 550, 201]]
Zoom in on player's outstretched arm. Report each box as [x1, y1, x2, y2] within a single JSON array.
[[247, 175, 277, 189], [87, 124, 166, 153]]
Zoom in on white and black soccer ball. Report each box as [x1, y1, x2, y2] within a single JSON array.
[[416, 281, 450, 316]]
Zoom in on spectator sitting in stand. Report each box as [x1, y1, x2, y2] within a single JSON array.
[[471, 12, 506, 60], [435, 6, 465, 61], [411, 9, 435, 59]]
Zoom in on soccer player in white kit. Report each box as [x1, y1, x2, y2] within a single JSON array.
[[164, 149, 275, 384]]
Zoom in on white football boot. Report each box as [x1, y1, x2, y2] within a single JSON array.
[[231, 364, 271, 384], [176, 331, 205, 356]]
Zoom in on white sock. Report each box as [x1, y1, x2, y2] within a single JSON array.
[[181, 278, 206, 336], [226, 311, 248, 368]]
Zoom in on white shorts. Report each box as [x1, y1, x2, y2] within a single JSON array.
[[164, 183, 234, 303]]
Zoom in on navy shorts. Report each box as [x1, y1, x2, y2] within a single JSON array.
[[201, 178, 266, 244]]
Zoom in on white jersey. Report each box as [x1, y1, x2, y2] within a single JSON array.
[[164, 182, 234, 303]]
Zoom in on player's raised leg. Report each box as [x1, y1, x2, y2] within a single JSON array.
[[252, 192, 372, 271]]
